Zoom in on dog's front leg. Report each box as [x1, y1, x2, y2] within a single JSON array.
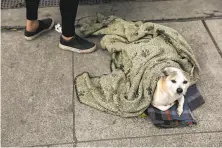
[[177, 96, 184, 116]]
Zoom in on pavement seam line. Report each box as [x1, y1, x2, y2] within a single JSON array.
[[1, 17, 222, 32], [72, 52, 78, 145], [77, 130, 222, 144], [28, 142, 74, 147], [142, 16, 222, 23], [202, 20, 222, 58]]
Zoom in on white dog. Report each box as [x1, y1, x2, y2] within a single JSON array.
[[152, 67, 191, 116]]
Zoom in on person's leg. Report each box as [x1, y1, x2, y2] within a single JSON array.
[[24, 0, 54, 40], [60, 0, 79, 40], [25, 0, 40, 32], [59, 0, 96, 53]]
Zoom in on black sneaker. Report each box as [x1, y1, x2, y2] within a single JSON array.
[[24, 18, 55, 40], [59, 35, 96, 53]]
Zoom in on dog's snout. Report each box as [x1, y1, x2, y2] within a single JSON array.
[[177, 88, 183, 94]]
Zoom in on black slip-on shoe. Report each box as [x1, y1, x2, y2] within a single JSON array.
[[24, 18, 55, 40], [59, 35, 96, 53]]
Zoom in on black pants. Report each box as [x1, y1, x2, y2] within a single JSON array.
[[25, 0, 79, 37]]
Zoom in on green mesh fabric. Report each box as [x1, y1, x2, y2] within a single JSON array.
[[75, 14, 200, 117]]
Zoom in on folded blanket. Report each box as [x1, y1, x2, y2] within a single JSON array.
[[146, 85, 205, 128], [75, 14, 201, 117]]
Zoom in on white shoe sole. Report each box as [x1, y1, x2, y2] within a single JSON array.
[[25, 19, 55, 41], [59, 43, 96, 54]]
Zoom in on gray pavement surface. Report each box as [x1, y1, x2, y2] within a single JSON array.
[[206, 19, 222, 56], [1, 0, 222, 147], [1, 32, 74, 147]]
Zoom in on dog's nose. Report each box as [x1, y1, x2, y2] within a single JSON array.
[[177, 88, 183, 94]]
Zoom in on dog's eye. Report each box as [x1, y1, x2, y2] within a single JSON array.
[[171, 80, 176, 83], [183, 80, 188, 84]]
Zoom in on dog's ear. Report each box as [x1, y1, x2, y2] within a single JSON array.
[[163, 70, 169, 77], [183, 71, 191, 81], [190, 67, 195, 78], [162, 67, 174, 77]]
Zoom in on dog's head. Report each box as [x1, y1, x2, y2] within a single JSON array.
[[162, 67, 190, 96]]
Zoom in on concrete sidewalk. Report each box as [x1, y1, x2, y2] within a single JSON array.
[[1, 0, 222, 147]]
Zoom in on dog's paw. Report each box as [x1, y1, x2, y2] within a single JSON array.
[[177, 107, 183, 116]]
